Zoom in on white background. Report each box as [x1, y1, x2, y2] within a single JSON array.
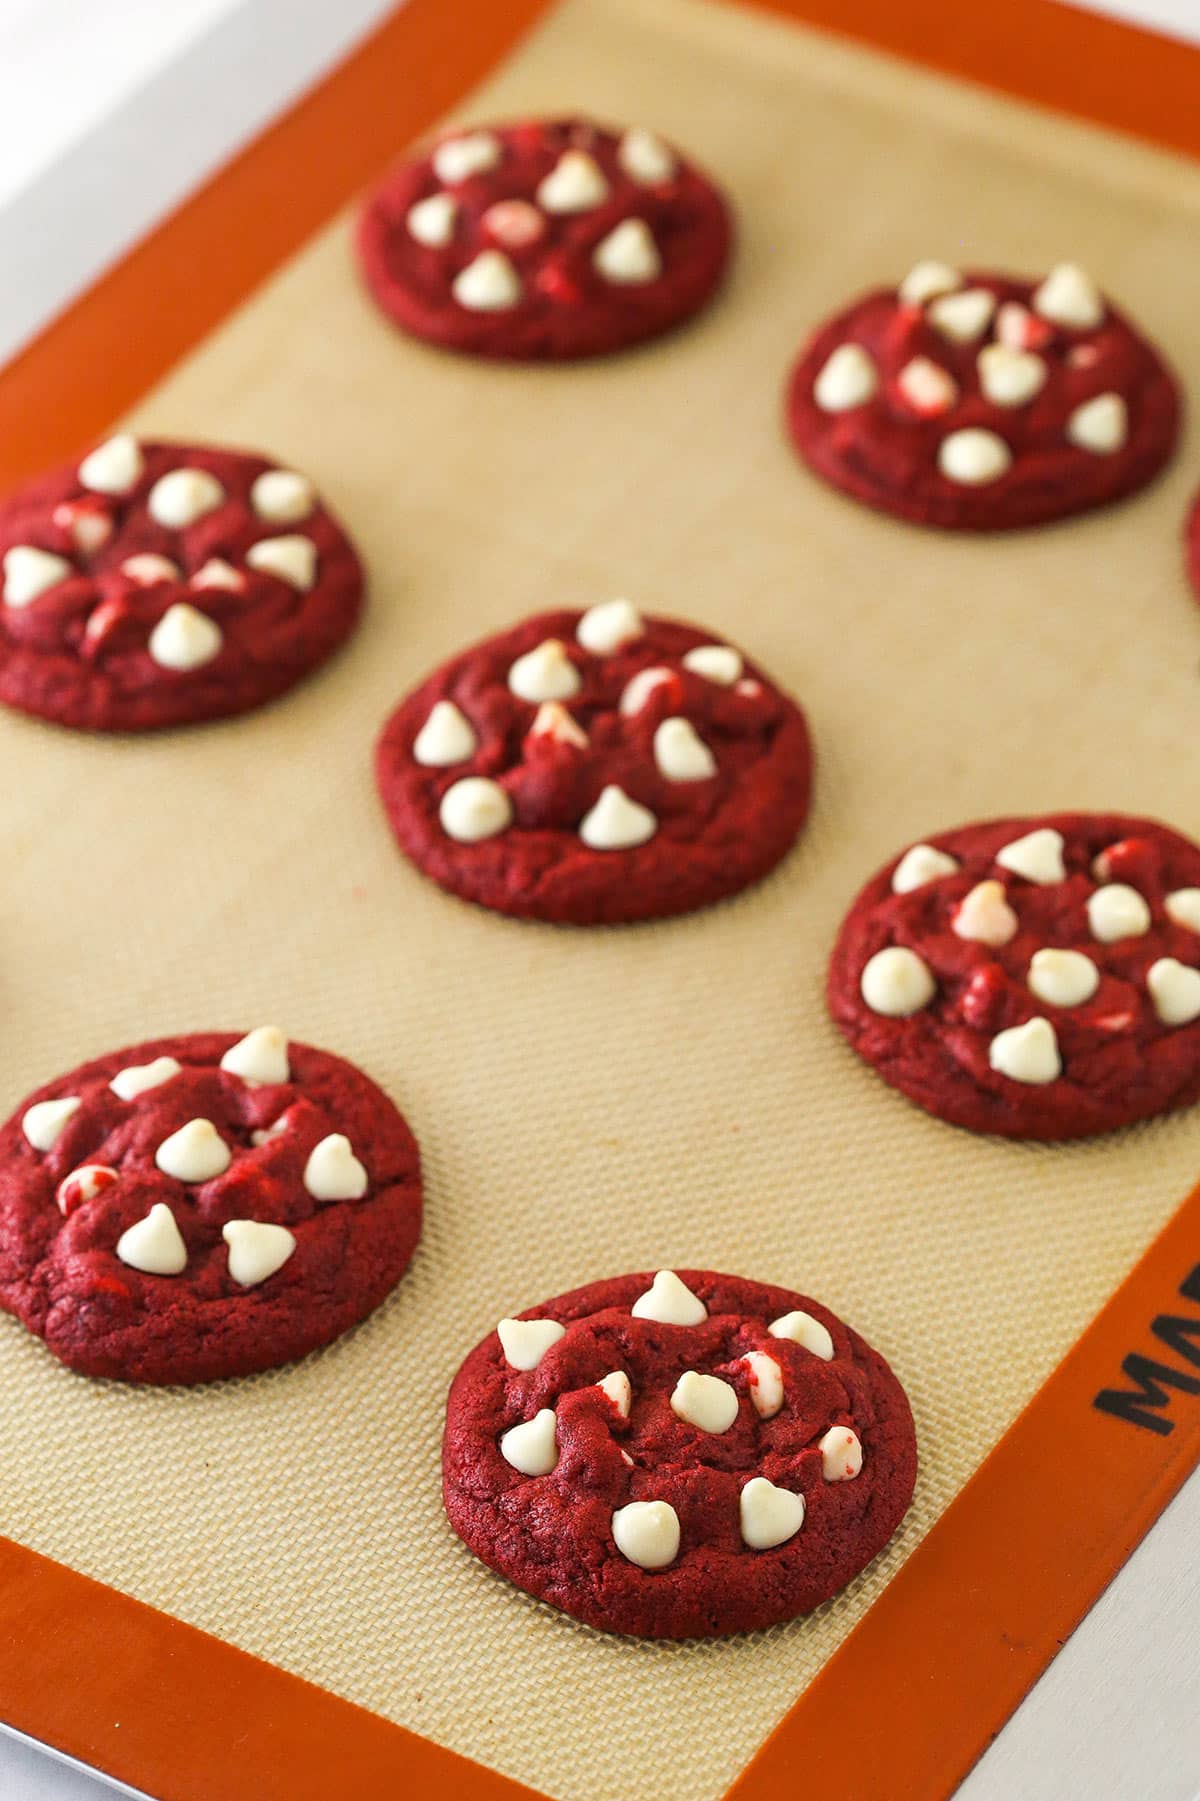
[[0, 0, 397, 362], [0, 1, 1198, 1796]]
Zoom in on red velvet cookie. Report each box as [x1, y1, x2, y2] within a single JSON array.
[[787, 261, 1179, 530], [0, 436, 363, 731], [375, 602, 813, 924], [0, 1030, 421, 1383], [443, 1268, 916, 1638], [829, 813, 1200, 1140], [356, 116, 732, 361]]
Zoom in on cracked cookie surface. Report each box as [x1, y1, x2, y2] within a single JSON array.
[[829, 812, 1200, 1139], [357, 116, 731, 361], [443, 1268, 916, 1638], [0, 436, 363, 731], [0, 1031, 421, 1382], [375, 603, 812, 924], [787, 261, 1179, 530]]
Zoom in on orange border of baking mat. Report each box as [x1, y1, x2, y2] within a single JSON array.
[[3, 1, 1200, 1797], [750, 0, 1200, 165]]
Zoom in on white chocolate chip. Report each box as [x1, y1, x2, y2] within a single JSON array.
[[250, 1118, 288, 1147], [995, 302, 1049, 350], [508, 638, 582, 703], [117, 1203, 187, 1277], [938, 428, 1012, 486], [598, 1370, 632, 1417], [671, 1369, 739, 1434], [682, 644, 742, 685], [898, 260, 961, 306], [155, 1118, 231, 1183], [769, 1310, 834, 1360], [432, 132, 501, 184], [148, 467, 224, 529], [56, 1163, 118, 1216], [79, 433, 143, 495], [654, 717, 716, 782], [928, 287, 995, 344], [612, 1500, 680, 1569], [414, 700, 478, 767], [220, 1027, 289, 1086], [740, 1476, 805, 1549], [482, 200, 544, 248], [54, 499, 112, 555], [148, 602, 223, 672], [953, 880, 1018, 946], [579, 784, 656, 849], [1066, 392, 1127, 454], [892, 843, 960, 894], [3, 546, 71, 607], [246, 534, 317, 590], [251, 469, 315, 525], [452, 250, 521, 311], [303, 1133, 368, 1201], [988, 1017, 1062, 1084], [497, 1316, 565, 1370], [1138, 958, 1196, 1030], [191, 558, 243, 592], [996, 827, 1066, 885], [122, 553, 180, 586], [896, 357, 958, 415], [618, 127, 677, 185], [860, 946, 936, 1017], [439, 777, 513, 843], [813, 343, 878, 412], [1090, 847, 1125, 886], [620, 667, 673, 715], [1028, 948, 1099, 1008], [537, 149, 609, 213], [741, 1350, 784, 1419], [110, 1056, 181, 1101], [1147, 958, 1200, 1027], [407, 192, 458, 247], [593, 219, 661, 285], [1088, 883, 1151, 943], [223, 1219, 296, 1287], [977, 344, 1047, 408], [577, 598, 644, 656], [631, 1269, 707, 1325], [1166, 889, 1200, 933], [22, 1096, 80, 1151], [1033, 262, 1104, 330], [529, 701, 588, 747], [500, 1408, 559, 1476], [818, 1425, 863, 1482]]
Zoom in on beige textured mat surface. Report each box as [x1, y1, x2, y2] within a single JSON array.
[[2, 2, 1200, 1796]]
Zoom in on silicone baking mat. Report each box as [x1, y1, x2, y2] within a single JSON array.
[[1, 2, 1200, 1797]]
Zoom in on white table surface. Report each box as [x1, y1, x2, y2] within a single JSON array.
[[0, 2, 1198, 1797]]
